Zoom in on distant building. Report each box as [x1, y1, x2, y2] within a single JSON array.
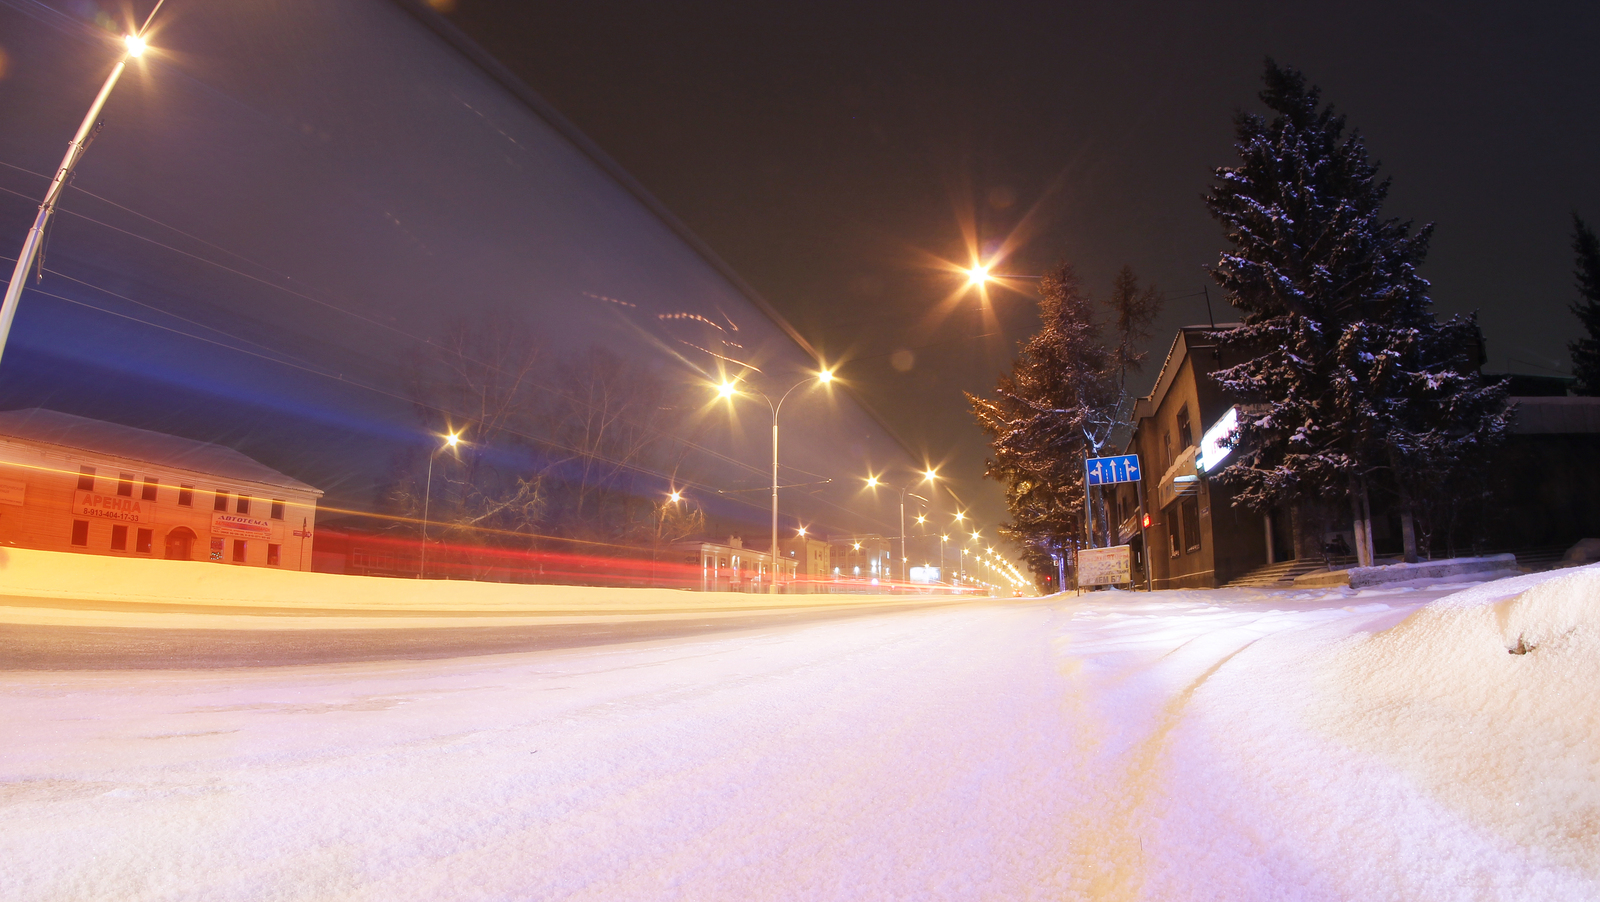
[[0, 408, 321, 569], [1479, 395, 1600, 552], [780, 533, 832, 592], [830, 535, 891, 582], [673, 536, 796, 592]]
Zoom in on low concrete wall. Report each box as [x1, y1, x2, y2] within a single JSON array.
[[1347, 554, 1519, 589], [0, 546, 967, 615]]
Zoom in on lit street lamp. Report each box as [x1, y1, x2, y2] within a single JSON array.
[[0, 6, 163, 367], [864, 470, 936, 585], [716, 367, 834, 592], [419, 431, 462, 579]]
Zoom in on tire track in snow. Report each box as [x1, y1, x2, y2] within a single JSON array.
[[1059, 618, 1270, 900]]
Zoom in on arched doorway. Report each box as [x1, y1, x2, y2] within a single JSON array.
[[164, 527, 196, 561]]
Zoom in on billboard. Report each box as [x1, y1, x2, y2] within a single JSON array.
[[1078, 545, 1132, 587]]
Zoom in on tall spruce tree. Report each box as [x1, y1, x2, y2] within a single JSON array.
[[1570, 214, 1600, 396], [1207, 60, 1507, 564], [969, 263, 1158, 589]]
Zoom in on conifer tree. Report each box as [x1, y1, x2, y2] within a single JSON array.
[[1207, 60, 1507, 564], [969, 263, 1158, 588], [1570, 214, 1600, 396]]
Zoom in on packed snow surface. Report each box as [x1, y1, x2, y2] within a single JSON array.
[[3, 567, 1598, 901]]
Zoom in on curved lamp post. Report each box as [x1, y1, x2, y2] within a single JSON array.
[[716, 367, 833, 593], [864, 469, 936, 585], [0, 4, 164, 366], [419, 431, 462, 578]]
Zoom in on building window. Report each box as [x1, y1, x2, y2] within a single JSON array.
[[267, 543, 281, 566], [1163, 433, 1173, 471], [270, 499, 285, 520], [1181, 497, 1202, 554], [232, 539, 247, 563], [117, 472, 134, 497], [214, 490, 229, 511], [142, 477, 158, 501], [136, 528, 152, 554], [236, 495, 251, 515], [77, 466, 95, 491], [1177, 405, 1194, 451], [71, 519, 89, 546], [111, 524, 128, 551], [178, 485, 193, 507], [1168, 514, 1181, 557]]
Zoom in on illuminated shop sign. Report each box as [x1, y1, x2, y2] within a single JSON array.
[[1197, 406, 1240, 473]]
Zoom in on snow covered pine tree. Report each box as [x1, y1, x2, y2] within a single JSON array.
[[1206, 60, 1508, 566], [969, 263, 1158, 590]]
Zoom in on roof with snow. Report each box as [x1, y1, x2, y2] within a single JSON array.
[[0, 408, 321, 495]]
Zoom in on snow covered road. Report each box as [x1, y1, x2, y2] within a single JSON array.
[[4, 571, 1597, 900]]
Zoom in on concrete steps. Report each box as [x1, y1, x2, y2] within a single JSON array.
[[1224, 557, 1358, 588]]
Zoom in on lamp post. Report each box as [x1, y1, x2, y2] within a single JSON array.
[[0, 6, 163, 368], [939, 534, 948, 589], [716, 367, 833, 593], [419, 431, 461, 579], [864, 469, 936, 585]]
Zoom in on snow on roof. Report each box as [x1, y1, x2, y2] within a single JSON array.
[[0, 408, 321, 495], [1133, 324, 1243, 423]]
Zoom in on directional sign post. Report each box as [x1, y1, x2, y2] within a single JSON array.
[[1085, 454, 1141, 486], [1083, 454, 1148, 591]]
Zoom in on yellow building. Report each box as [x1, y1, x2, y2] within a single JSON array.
[[0, 409, 322, 569]]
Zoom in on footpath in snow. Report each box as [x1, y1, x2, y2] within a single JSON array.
[[2, 565, 1597, 901]]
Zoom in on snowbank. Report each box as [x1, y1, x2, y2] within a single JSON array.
[[1310, 564, 1600, 881]]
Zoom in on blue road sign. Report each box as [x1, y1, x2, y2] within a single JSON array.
[[1085, 454, 1141, 486]]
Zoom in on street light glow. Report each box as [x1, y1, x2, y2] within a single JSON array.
[[124, 34, 147, 57], [966, 264, 990, 286], [796, 526, 807, 537], [865, 476, 879, 488], [923, 468, 938, 481], [668, 490, 682, 503], [817, 368, 833, 384], [716, 380, 738, 399], [443, 431, 461, 448]]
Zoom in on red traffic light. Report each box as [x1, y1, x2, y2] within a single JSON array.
[[1141, 513, 1152, 528]]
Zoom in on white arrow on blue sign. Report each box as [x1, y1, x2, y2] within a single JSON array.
[[1085, 454, 1141, 485]]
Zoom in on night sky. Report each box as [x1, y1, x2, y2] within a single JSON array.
[[441, 0, 1600, 535]]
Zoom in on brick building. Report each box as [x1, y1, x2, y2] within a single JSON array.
[[0, 408, 321, 569]]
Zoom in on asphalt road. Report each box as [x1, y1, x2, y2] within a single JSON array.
[[0, 599, 965, 670]]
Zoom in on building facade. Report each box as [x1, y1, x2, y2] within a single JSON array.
[[1121, 327, 1272, 589], [779, 534, 832, 592], [0, 409, 321, 570]]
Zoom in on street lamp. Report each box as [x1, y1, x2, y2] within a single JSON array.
[[0, 6, 163, 368], [715, 367, 834, 593], [419, 431, 462, 579], [864, 469, 936, 585], [939, 535, 949, 588]]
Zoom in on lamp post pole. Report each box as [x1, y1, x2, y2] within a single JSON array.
[[0, 9, 162, 367], [419, 432, 461, 579], [717, 368, 833, 593]]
